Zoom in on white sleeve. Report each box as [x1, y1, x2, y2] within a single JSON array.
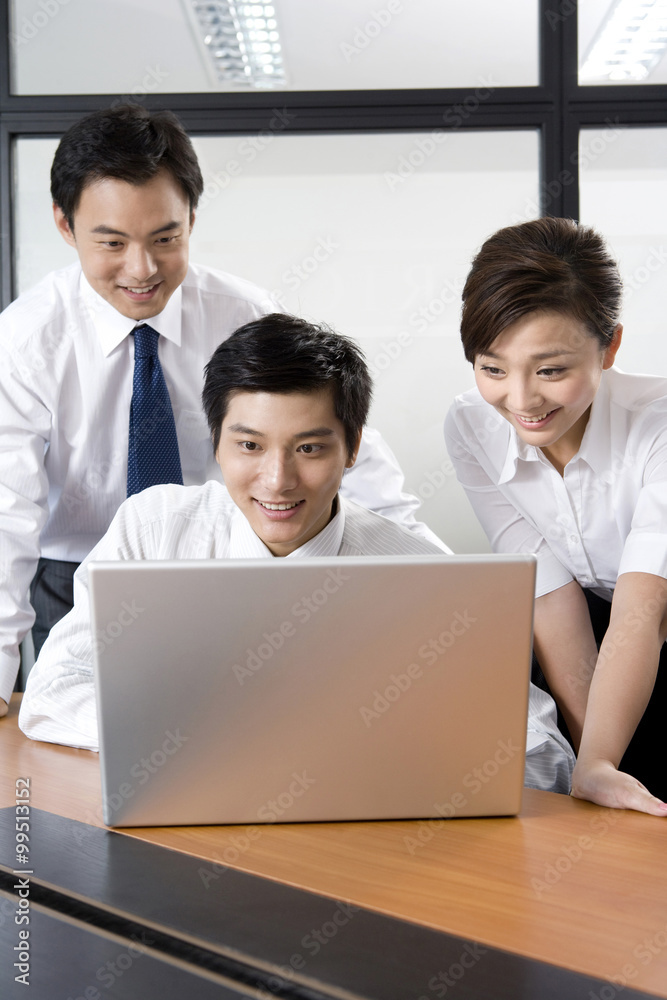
[[340, 426, 451, 553], [18, 561, 99, 750], [18, 500, 144, 750], [524, 683, 575, 793], [618, 426, 667, 581], [444, 405, 572, 596], [0, 341, 51, 703]]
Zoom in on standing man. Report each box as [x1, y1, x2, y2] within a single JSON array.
[[0, 104, 445, 715]]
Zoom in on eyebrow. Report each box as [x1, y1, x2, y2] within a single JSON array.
[[90, 221, 183, 237], [226, 423, 335, 439], [479, 349, 577, 361]]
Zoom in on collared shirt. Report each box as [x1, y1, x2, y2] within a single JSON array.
[[0, 262, 447, 702], [18, 484, 574, 793], [444, 367, 667, 599]]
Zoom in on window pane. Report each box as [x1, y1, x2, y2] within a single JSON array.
[[579, 0, 667, 85], [579, 126, 667, 376], [14, 130, 539, 550], [10, 0, 538, 94]]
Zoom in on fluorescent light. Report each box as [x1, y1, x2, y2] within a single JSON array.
[[185, 1, 287, 89], [580, 0, 667, 82]]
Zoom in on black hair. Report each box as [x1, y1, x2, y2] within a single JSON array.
[[51, 104, 203, 229], [202, 314, 372, 459], [460, 217, 623, 362]]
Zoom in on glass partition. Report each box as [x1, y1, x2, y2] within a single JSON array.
[[10, 0, 539, 94], [579, 125, 667, 376]]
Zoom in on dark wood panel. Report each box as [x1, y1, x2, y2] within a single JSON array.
[[0, 892, 256, 1000], [0, 807, 657, 1000]]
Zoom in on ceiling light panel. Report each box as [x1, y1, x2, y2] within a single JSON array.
[[580, 0, 667, 82], [185, 1, 286, 89]]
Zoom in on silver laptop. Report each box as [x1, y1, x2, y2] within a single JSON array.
[[89, 554, 535, 827]]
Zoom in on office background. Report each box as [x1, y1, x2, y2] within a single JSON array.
[[2, 0, 667, 551]]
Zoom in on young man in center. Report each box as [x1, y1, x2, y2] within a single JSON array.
[[19, 315, 575, 794]]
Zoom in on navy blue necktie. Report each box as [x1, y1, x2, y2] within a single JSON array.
[[127, 324, 183, 497]]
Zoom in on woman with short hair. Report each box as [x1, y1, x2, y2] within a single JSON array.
[[445, 217, 667, 815]]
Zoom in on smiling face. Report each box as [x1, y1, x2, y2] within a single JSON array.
[[53, 168, 192, 321], [474, 311, 622, 471], [216, 388, 360, 556]]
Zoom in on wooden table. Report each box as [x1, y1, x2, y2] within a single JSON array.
[[2, 695, 666, 999]]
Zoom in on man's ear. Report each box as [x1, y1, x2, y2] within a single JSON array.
[[345, 430, 363, 469], [189, 210, 196, 233], [602, 324, 623, 370], [53, 204, 77, 248]]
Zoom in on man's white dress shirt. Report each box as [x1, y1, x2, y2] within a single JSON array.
[[0, 262, 446, 702], [445, 367, 667, 600], [19, 484, 574, 793]]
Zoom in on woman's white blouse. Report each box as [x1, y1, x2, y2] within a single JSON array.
[[445, 367, 667, 599]]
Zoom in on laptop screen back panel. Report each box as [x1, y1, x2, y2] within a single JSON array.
[[90, 555, 535, 826]]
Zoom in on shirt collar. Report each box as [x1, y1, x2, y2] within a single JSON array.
[[228, 496, 346, 559], [229, 506, 276, 558], [287, 496, 346, 557], [575, 368, 613, 476], [498, 427, 542, 483], [80, 270, 183, 357]]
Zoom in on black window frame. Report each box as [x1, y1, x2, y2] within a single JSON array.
[[2, 0, 667, 309]]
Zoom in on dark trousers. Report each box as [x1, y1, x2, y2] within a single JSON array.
[[533, 589, 666, 800], [29, 557, 79, 658]]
